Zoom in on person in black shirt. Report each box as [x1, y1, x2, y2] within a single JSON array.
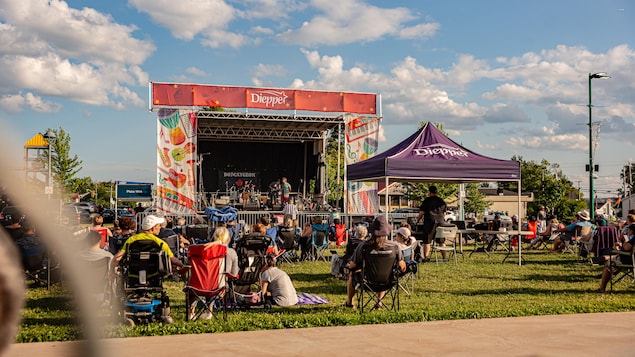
[[415, 186, 447, 261]]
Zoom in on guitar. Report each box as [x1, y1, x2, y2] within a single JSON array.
[[158, 167, 186, 188]]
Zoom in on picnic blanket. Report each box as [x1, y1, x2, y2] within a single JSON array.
[[296, 293, 329, 305]]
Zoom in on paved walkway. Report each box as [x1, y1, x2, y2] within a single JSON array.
[[5, 312, 635, 357]]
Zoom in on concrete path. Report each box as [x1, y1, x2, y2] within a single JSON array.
[[5, 312, 635, 356]]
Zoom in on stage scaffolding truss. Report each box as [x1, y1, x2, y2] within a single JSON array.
[[196, 111, 343, 143]]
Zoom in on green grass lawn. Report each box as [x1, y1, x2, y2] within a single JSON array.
[[16, 249, 635, 342]]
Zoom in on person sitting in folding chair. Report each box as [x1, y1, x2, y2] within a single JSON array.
[[598, 223, 635, 292], [78, 230, 114, 304], [343, 216, 405, 309], [551, 210, 593, 253], [526, 215, 563, 250], [204, 227, 239, 277]]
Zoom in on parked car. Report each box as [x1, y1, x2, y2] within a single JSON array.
[[71, 202, 98, 214], [0, 206, 24, 226], [445, 211, 457, 222], [391, 208, 419, 214], [483, 211, 512, 222], [117, 209, 135, 220], [60, 205, 82, 226], [77, 207, 92, 223], [101, 208, 115, 223]]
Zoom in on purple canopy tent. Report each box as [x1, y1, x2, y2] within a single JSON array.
[[345, 122, 524, 264]]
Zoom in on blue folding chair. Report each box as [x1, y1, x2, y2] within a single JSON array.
[[310, 223, 330, 261]]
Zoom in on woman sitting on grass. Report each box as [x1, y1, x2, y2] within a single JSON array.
[[260, 253, 298, 306]]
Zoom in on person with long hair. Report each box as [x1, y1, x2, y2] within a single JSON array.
[[343, 216, 405, 308]]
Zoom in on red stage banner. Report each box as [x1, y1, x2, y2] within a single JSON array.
[[246, 87, 295, 110], [295, 90, 343, 112], [192, 85, 246, 108], [151, 82, 377, 114]]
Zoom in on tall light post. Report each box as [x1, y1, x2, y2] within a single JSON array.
[[588, 72, 610, 220], [42, 129, 56, 199]]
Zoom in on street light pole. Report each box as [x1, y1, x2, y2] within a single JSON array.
[[43, 129, 57, 200], [588, 72, 610, 220]]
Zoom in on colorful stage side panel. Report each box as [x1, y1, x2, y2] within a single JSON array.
[[345, 114, 380, 214], [157, 109, 197, 214]]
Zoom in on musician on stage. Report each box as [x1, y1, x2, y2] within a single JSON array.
[[280, 177, 292, 205], [268, 179, 281, 207]]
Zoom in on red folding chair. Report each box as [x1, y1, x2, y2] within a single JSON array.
[[184, 244, 228, 321]]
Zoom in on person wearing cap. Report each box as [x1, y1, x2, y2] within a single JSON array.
[[343, 216, 406, 308], [109, 215, 187, 278], [415, 185, 448, 261], [395, 227, 416, 252], [551, 210, 593, 253]]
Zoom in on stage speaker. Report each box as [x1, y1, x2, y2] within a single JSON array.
[[272, 204, 283, 211], [245, 203, 259, 211]]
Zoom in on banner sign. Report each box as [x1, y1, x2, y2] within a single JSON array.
[[157, 109, 198, 215], [116, 183, 153, 201], [345, 114, 381, 214], [219, 171, 260, 190], [151, 82, 377, 114]]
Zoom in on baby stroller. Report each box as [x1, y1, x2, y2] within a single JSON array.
[[115, 240, 173, 326], [229, 234, 272, 310]]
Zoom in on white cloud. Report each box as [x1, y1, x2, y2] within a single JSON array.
[[0, 92, 62, 113], [251, 64, 287, 86], [130, 0, 235, 40], [0, 0, 155, 65], [186, 67, 207, 77], [238, 0, 304, 20], [200, 29, 251, 48], [277, 0, 437, 46], [0, 0, 153, 110]]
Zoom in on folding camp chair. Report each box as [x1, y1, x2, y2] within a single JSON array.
[[310, 223, 330, 262], [398, 246, 417, 295], [432, 225, 458, 265], [19, 244, 59, 289], [356, 245, 400, 313], [609, 249, 635, 293], [184, 244, 228, 321], [277, 226, 299, 264]]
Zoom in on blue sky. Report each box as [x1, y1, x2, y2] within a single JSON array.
[[0, 0, 633, 199]]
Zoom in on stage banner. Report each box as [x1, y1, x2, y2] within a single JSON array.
[[219, 171, 260, 191], [152, 82, 377, 114], [345, 114, 381, 214], [157, 109, 197, 214]]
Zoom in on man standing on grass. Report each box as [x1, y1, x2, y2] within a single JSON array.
[[416, 185, 447, 262]]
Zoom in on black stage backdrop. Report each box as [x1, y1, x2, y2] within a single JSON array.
[[199, 141, 318, 194]]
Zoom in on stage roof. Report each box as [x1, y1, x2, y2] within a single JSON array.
[[196, 110, 343, 143]]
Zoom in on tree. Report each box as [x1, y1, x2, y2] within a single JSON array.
[[43, 127, 83, 198], [324, 127, 344, 207], [507, 156, 585, 222]]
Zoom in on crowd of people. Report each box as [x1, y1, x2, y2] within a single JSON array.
[[4, 183, 633, 326]]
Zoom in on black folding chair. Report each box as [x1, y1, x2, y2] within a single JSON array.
[[356, 245, 400, 313]]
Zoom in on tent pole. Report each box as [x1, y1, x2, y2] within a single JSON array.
[[385, 176, 390, 236], [518, 178, 522, 266], [337, 123, 342, 211]]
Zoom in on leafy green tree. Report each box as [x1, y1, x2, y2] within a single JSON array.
[[43, 127, 82, 198], [66, 176, 94, 202], [507, 156, 584, 222], [463, 184, 492, 215], [325, 127, 344, 207]]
